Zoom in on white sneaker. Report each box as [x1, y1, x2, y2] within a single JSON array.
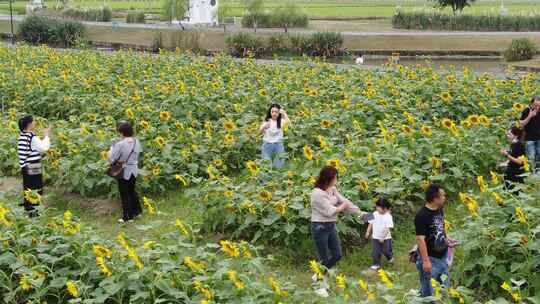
[[388, 258, 395, 264], [370, 264, 381, 270], [118, 218, 125, 223], [314, 288, 329, 297], [311, 273, 319, 283]]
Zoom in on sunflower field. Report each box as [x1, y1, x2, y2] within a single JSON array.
[[0, 44, 539, 303]]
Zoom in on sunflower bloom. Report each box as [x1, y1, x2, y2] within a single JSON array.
[[258, 190, 272, 201], [309, 260, 323, 280], [23, 189, 41, 205], [358, 180, 369, 193], [515, 207, 527, 224], [477, 176, 486, 193], [154, 136, 166, 148], [159, 111, 171, 121], [490, 171, 499, 185], [20, 275, 32, 291], [518, 156, 529, 172], [175, 218, 189, 236], [377, 269, 393, 289], [246, 161, 259, 175], [220, 240, 240, 258], [303, 145, 313, 160], [227, 270, 245, 290], [175, 174, 188, 186], [184, 256, 205, 271], [336, 273, 347, 290], [66, 281, 79, 298], [268, 276, 289, 297]]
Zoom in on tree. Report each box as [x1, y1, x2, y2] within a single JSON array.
[[244, 0, 264, 32], [218, 0, 231, 32], [431, 0, 476, 15], [273, 2, 303, 33], [163, 0, 188, 24]]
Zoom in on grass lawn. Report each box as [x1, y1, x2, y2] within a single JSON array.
[[0, 0, 539, 18]]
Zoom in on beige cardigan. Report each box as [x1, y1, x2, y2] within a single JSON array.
[[310, 187, 361, 222]]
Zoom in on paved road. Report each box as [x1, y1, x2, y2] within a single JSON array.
[[2, 14, 540, 37]]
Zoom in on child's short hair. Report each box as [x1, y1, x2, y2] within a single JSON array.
[[510, 126, 523, 140], [375, 198, 391, 209]]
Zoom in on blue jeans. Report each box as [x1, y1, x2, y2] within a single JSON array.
[[525, 140, 540, 172], [416, 254, 450, 297], [312, 222, 342, 270], [261, 142, 284, 168]]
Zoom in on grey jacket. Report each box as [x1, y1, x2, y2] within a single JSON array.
[[108, 137, 142, 180], [310, 187, 361, 222]]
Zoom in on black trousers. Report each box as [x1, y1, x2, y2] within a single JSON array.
[[21, 168, 43, 214], [117, 175, 142, 221]]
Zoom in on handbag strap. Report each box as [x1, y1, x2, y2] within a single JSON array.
[[113, 140, 136, 164]]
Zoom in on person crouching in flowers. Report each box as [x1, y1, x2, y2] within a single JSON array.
[[17, 115, 51, 217], [310, 166, 363, 295], [108, 122, 143, 223], [501, 126, 526, 190], [260, 103, 289, 169]]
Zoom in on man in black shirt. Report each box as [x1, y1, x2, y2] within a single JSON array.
[[414, 184, 449, 297], [520, 96, 540, 173]]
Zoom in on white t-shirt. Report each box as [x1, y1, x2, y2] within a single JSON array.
[[261, 119, 284, 143], [369, 211, 393, 240]]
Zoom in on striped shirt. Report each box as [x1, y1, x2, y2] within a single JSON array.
[[18, 132, 40, 168], [18, 132, 50, 168]]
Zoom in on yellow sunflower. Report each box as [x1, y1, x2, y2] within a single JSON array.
[[246, 161, 259, 175], [303, 145, 313, 161], [320, 119, 332, 128], [467, 115, 479, 125], [441, 118, 454, 129], [440, 91, 451, 102], [512, 103, 525, 112], [401, 125, 413, 135], [223, 120, 236, 131], [154, 136, 166, 148], [140, 120, 150, 129], [420, 125, 432, 136], [213, 159, 223, 167], [258, 190, 272, 201], [159, 111, 171, 121], [224, 134, 236, 145], [258, 89, 268, 97], [125, 108, 135, 119]]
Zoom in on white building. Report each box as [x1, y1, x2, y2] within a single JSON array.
[[185, 0, 218, 25]]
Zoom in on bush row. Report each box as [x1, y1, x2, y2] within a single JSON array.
[[392, 10, 540, 31], [504, 38, 538, 62], [242, 11, 309, 29], [18, 16, 85, 48], [62, 6, 112, 22], [226, 32, 344, 58]]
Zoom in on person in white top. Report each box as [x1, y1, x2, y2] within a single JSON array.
[[365, 198, 394, 270], [17, 115, 51, 217], [260, 103, 290, 168]]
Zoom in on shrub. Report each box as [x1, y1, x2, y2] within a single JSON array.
[[265, 34, 288, 54], [53, 19, 86, 47], [504, 38, 538, 62], [225, 33, 265, 57], [242, 1, 308, 30], [288, 34, 311, 55], [17, 15, 56, 45], [126, 10, 146, 24], [152, 30, 202, 52], [309, 32, 344, 57], [62, 6, 112, 22], [393, 9, 540, 31], [18, 16, 85, 47]]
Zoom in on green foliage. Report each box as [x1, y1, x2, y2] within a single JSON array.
[[218, 0, 232, 31], [393, 9, 540, 31], [62, 6, 112, 22], [431, 0, 476, 14], [126, 10, 146, 24], [162, 0, 188, 23], [17, 16, 85, 47], [241, 1, 308, 30], [504, 38, 538, 62], [225, 32, 265, 57], [225, 32, 343, 57]]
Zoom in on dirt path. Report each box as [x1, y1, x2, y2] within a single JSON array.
[[0, 176, 119, 215]]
